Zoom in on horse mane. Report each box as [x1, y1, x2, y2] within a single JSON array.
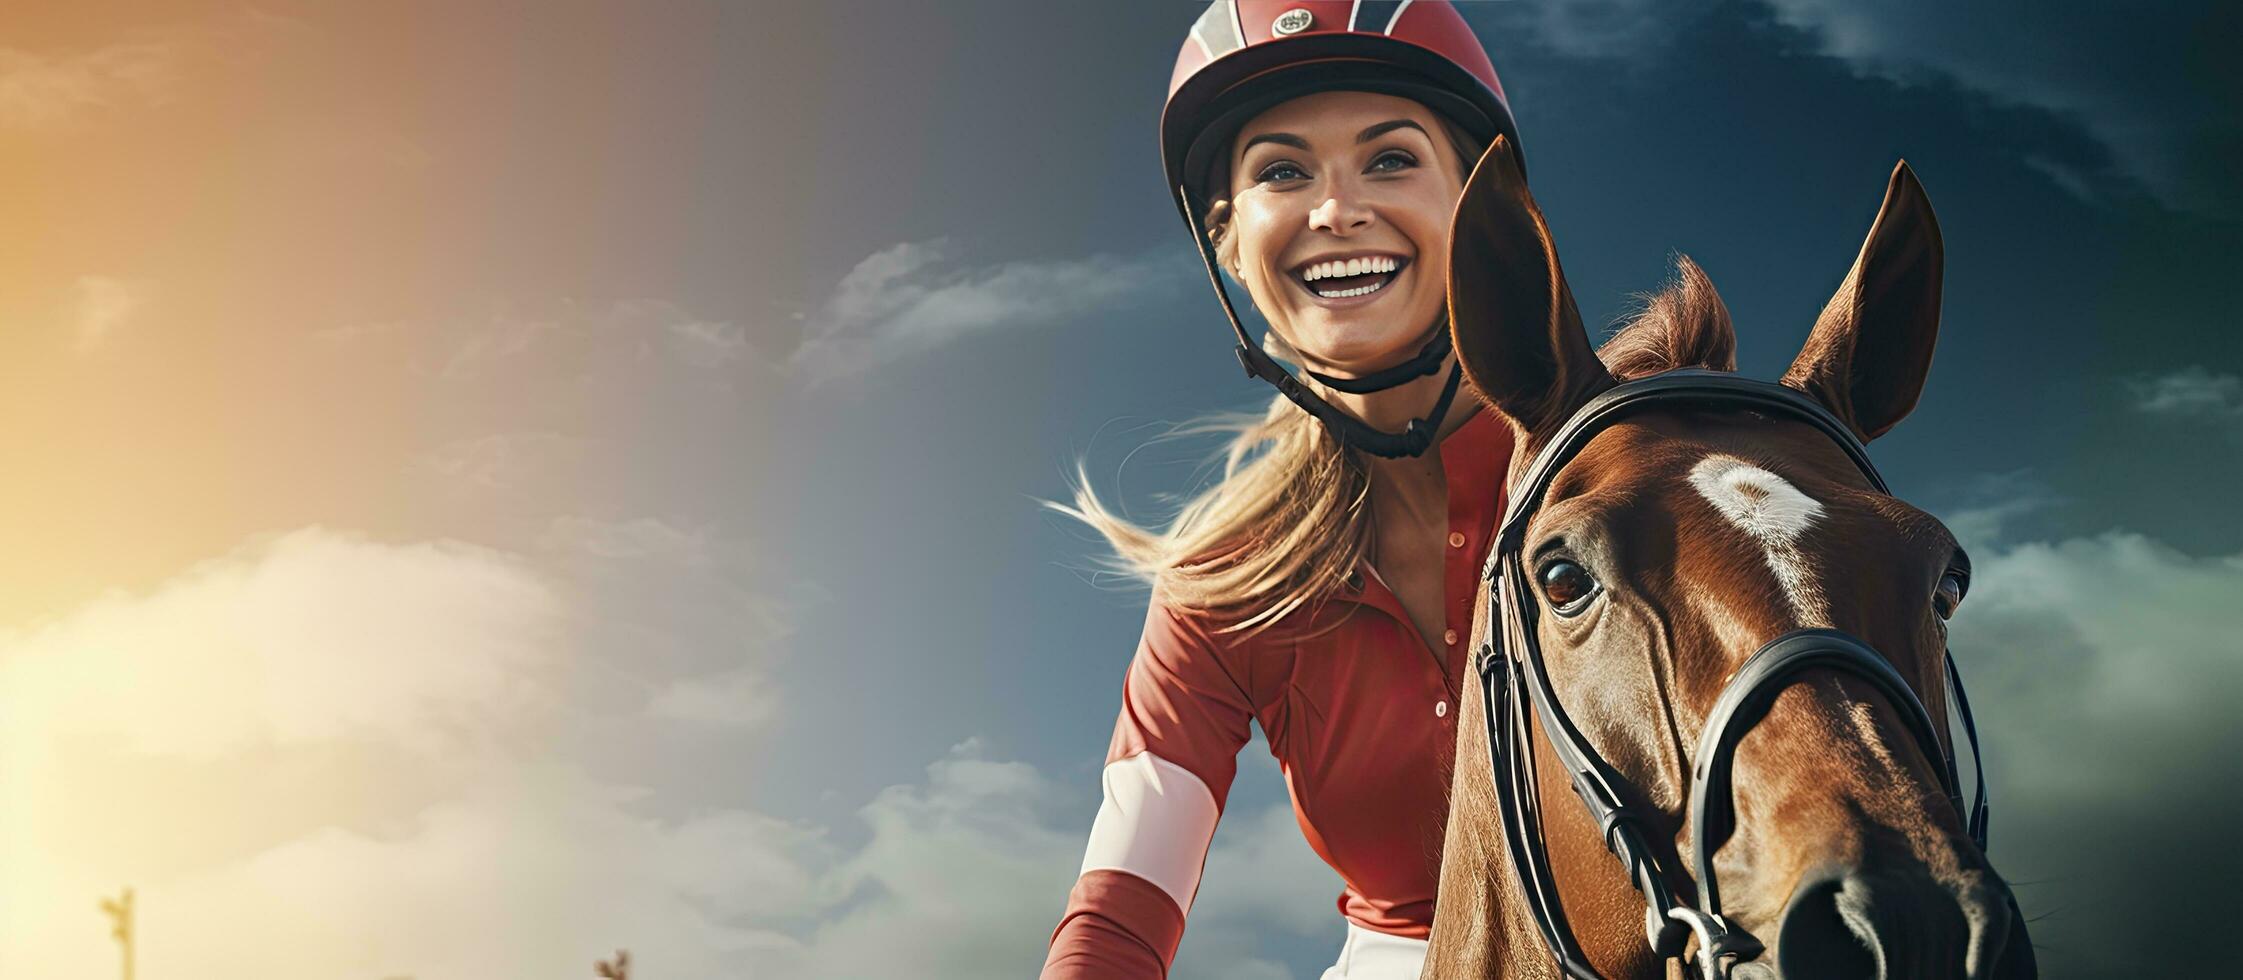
[[1598, 254, 1737, 380]]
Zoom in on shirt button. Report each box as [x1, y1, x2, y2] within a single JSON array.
[[1448, 531, 1467, 549], [1442, 628, 1459, 645], [1435, 700, 1449, 718]]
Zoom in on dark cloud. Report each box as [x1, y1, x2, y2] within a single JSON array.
[[1501, 0, 2243, 214], [1757, 0, 2241, 215], [1949, 523, 2243, 978]]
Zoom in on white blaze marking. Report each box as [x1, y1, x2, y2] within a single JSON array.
[[1688, 454, 1830, 625]]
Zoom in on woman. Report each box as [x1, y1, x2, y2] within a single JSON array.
[[1041, 3, 1525, 978]]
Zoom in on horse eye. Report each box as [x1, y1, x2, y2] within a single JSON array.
[[1934, 570, 1968, 620], [1538, 559, 1599, 616]]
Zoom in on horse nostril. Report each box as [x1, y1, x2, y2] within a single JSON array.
[[1968, 884, 2035, 980], [1776, 869, 1882, 980], [1989, 890, 2040, 979]]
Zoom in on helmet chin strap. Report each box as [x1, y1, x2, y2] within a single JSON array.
[[1304, 327, 1453, 394], [1180, 183, 1465, 460]]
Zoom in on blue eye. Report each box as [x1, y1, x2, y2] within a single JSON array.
[[1257, 161, 1307, 183], [1368, 151, 1417, 173]]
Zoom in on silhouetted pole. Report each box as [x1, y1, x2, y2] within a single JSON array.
[[99, 888, 134, 980], [595, 949, 631, 979]]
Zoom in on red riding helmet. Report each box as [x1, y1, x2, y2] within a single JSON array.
[[1158, 1, 1522, 459], [1162, 0, 1521, 211]]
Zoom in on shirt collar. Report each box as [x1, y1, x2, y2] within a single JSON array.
[[1335, 403, 1514, 601]]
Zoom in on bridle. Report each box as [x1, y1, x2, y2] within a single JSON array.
[[1475, 370, 1991, 979], [1479, 371, 1991, 978]]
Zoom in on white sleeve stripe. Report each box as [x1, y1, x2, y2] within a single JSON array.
[[1078, 752, 1219, 915]]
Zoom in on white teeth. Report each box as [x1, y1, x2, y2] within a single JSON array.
[[1311, 276, 1392, 299], [1300, 256, 1401, 282]]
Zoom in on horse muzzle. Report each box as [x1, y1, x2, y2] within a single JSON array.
[[1756, 865, 2037, 979]]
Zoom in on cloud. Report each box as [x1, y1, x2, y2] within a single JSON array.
[[1934, 470, 2062, 549], [533, 515, 788, 726], [435, 309, 563, 379], [788, 239, 1191, 384], [414, 432, 594, 495], [309, 298, 751, 385], [2126, 365, 2243, 418], [0, 525, 1396, 979], [1504, 0, 1692, 60], [754, 740, 1083, 977], [1178, 796, 1347, 979], [755, 740, 1332, 980], [665, 315, 752, 368], [0, 40, 186, 127], [429, 299, 754, 384], [0, 528, 587, 977], [1752, 0, 2234, 213], [1505, 1, 2237, 213], [1726, 476, 2239, 977], [1947, 529, 2243, 977], [538, 517, 787, 735], [71, 275, 150, 351], [0, 527, 561, 764], [539, 515, 717, 566], [0, 10, 306, 129], [129, 762, 834, 980], [645, 666, 776, 729]]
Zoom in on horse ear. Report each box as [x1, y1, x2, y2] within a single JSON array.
[[1448, 136, 1614, 442], [1781, 161, 1945, 442]]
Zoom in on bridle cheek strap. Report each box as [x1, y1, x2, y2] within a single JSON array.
[[1481, 561, 1698, 980]]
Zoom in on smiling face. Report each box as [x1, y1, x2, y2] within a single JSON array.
[[1221, 90, 1471, 376]]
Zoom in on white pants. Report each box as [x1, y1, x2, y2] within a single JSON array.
[[1318, 922, 1429, 980]]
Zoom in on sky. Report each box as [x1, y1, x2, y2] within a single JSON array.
[[1, 1, 2238, 977]]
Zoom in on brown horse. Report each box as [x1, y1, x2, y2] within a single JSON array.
[[1422, 139, 2035, 979]]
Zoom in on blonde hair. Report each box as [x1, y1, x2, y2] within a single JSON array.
[[1054, 361, 1375, 636], [1051, 111, 1484, 636]]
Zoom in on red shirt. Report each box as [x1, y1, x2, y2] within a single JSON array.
[[1041, 405, 1512, 977]]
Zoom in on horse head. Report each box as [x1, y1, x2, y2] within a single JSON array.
[[1424, 138, 2035, 979]]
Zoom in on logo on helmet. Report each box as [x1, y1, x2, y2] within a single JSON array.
[[1272, 8, 1314, 36]]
